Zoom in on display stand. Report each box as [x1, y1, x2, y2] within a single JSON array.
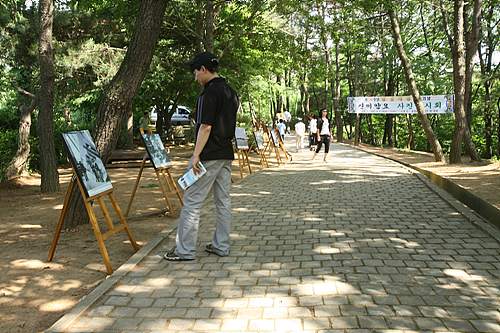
[[253, 130, 269, 168], [125, 131, 183, 217], [234, 127, 252, 178], [265, 127, 283, 166], [49, 130, 141, 274], [48, 175, 139, 275]]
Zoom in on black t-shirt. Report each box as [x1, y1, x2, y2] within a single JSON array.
[[195, 77, 239, 161]]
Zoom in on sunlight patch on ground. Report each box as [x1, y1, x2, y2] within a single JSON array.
[[52, 204, 64, 210], [39, 298, 76, 312], [303, 217, 324, 222], [444, 269, 485, 282], [143, 278, 172, 287], [18, 224, 43, 229], [10, 259, 63, 270]]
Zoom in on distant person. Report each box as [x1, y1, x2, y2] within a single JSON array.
[[308, 114, 317, 151], [277, 119, 286, 141], [164, 52, 239, 261], [294, 117, 306, 151], [312, 108, 332, 162], [284, 109, 292, 134], [139, 111, 151, 133]]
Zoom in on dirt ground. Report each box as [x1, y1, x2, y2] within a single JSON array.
[[352, 142, 500, 210], [1, 141, 498, 333], [0, 145, 270, 333]]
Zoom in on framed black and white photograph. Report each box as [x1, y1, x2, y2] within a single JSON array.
[[235, 127, 249, 150], [253, 131, 265, 150], [62, 130, 113, 198], [141, 133, 172, 169], [268, 127, 279, 145]]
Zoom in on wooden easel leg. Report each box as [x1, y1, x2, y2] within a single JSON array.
[[156, 169, 174, 214], [274, 146, 282, 165], [237, 150, 244, 179], [165, 169, 183, 205], [125, 156, 147, 217], [97, 197, 115, 231], [262, 151, 269, 168], [109, 193, 139, 251], [244, 151, 252, 174], [84, 200, 114, 274], [48, 177, 75, 261]]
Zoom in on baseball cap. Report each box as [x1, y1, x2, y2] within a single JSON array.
[[188, 52, 219, 72]]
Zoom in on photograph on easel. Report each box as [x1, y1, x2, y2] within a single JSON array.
[[62, 130, 113, 198], [235, 127, 249, 150], [141, 133, 172, 169], [268, 127, 279, 145], [253, 131, 265, 150]]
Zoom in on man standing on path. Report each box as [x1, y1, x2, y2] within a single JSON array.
[[164, 52, 239, 261]]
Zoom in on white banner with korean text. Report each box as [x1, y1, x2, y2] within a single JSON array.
[[347, 95, 454, 114]]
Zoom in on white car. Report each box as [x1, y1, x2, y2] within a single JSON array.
[[150, 105, 193, 125]]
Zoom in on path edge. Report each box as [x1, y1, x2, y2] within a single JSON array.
[[44, 227, 174, 333], [345, 143, 500, 242]]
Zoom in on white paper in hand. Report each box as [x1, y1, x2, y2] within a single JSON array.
[[177, 162, 207, 190]]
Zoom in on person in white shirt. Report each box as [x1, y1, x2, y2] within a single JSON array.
[[312, 108, 332, 162], [284, 110, 292, 134], [277, 119, 286, 141], [308, 115, 317, 150], [294, 118, 306, 151]]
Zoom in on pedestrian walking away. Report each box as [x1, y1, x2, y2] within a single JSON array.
[[277, 119, 286, 142], [312, 108, 332, 162], [308, 114, 317, 151], [294, 117, 306, 151], [164, 51, 239, 261]]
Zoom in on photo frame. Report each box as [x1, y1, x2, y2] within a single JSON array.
[[235, 127, 249, 150], [253, 131, 265, 150], [141, 133, 172, 169], [62, 130, 113, 198]]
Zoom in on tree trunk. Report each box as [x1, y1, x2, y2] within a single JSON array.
[[383, 115, 394, 146], [354, 114, 361, 146], [393, 115, 398, 147], [478, 4, 496, 158], [497, 96, 500, 157], [204, 0, 215, 52], [449, 0, 468, 163], [64, 0, 167, 228], [38, 0, 60, 192], [5, 93, 37, 180], [333, 39, 343, 142], [463, 0, 482, 160], [388, 8, 445, 162], [406, 115, 415, 149]]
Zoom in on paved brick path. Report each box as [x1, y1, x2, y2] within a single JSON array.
[[50, 143, 500, 333]]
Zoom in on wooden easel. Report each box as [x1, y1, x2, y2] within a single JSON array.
[[125, 154, 183, 217], [277, 134, 293, 162], [48, 174, 139, 275], [253, 130, 269, 168], [236, 149, 252, 178], [234, 127, 252, 178], [264, 127, 283, 166]]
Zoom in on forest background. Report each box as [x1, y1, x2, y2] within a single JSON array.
[[1, 0, 498, 187]]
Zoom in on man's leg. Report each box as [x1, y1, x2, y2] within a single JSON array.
[[172, 160, 221, 259], [210, 160, 232, 256]]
